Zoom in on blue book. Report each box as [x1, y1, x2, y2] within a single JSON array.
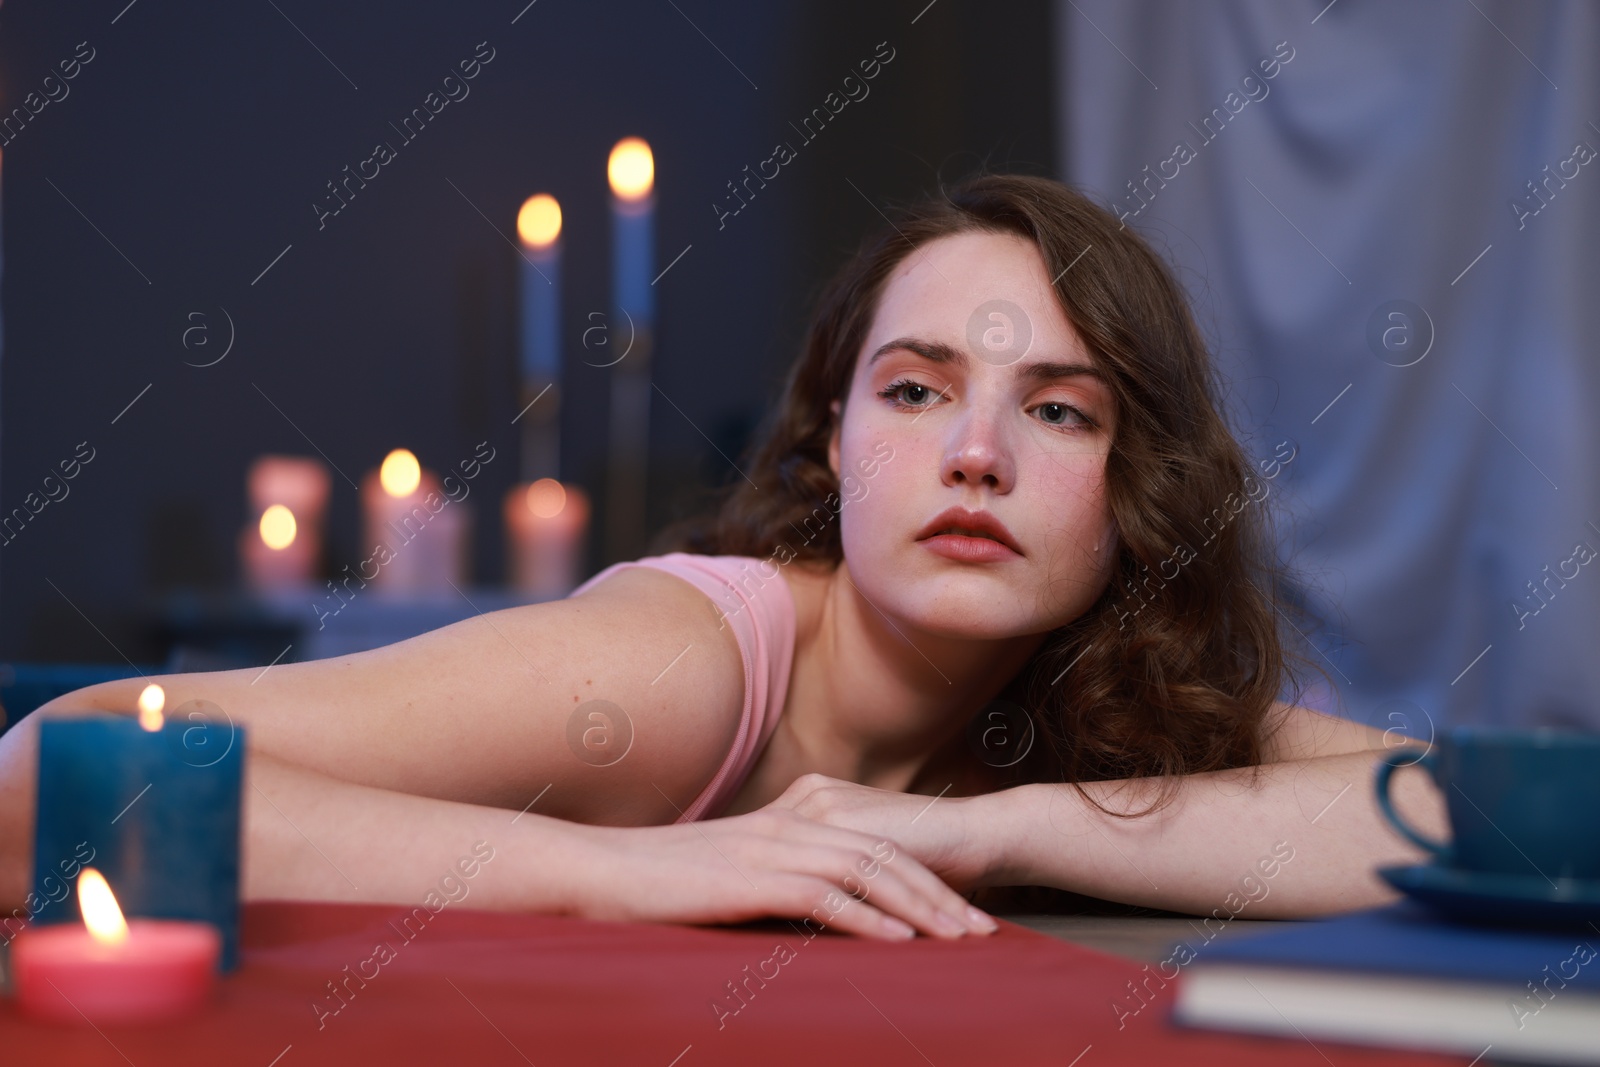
[[1173, 902, 1600, 1064]]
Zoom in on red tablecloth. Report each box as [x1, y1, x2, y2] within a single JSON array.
[[1, 901, 1468, 1065]]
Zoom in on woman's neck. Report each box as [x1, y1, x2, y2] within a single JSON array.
[[776, 558, 1047, 793]]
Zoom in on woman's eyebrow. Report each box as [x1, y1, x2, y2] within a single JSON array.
[[867, 336, 1108, 385]]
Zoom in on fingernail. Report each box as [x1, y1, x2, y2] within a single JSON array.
[[935, 911, 967, 936], [884, 916, 916, 939], [966, 905, 998, 932]]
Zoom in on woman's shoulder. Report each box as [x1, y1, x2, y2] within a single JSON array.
[[570, 554, 733, 625], [546, 558, 752, 822], [571, 552, 817, 821], [576, 551, 841, 637], [573, 552, 799, 628]]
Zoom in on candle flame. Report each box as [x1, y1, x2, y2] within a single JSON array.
[[608, 137, 654, 200], [526, 478, 566, 518], [259, 504, 298, 550], [78, 868, 130, 946], [517, 194, 562, 247], [137, 683, 165, 731], [380, 449, 422, 498]]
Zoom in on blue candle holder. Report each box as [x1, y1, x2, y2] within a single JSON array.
[[30, 711, 245, 971]]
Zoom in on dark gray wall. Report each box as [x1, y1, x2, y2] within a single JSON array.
[[0, 0, 1053, 663]]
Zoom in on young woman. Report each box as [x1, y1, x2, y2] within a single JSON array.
[[0, 174, 1447, 942]]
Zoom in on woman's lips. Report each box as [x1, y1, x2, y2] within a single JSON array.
[[918, 532, 1022, 562]]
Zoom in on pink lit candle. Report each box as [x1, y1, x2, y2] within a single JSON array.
[[360, 448, 469, 594], [12, 868, 221, 1026], [505, 478, 590, 599], [239, 455, 330, 591]]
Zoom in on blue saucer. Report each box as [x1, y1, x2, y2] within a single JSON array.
[[1378, 863, 1600, 929]]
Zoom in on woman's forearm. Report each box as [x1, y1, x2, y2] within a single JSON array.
[[242, 751, 592, 912], [0, 704, 598, 917], [982, 748, 1448, 917]]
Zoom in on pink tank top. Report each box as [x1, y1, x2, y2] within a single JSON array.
[[567, 553, 797, 823]]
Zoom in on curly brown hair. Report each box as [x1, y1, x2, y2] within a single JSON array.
[[652, 171, 1321, 817]]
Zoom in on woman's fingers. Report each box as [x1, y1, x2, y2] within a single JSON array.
[[749, 818, 996, 938], [779, 875, 922, 942], [581, 810, 1000, 941], [771, 841, 965, 939], [845, 839, 998, 937], [742, 825, 992, 940]]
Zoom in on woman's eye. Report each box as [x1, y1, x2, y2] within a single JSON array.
[[877, 379, 1095, 431], [878, 379, 937, 408], [1033, 401, 1092, 429]]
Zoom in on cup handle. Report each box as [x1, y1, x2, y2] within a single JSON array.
[[1373, 748, 1450, 859]]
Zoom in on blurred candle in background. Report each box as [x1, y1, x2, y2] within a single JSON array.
[[360, 448, 468, 595], [509, 192, 588, 594], [608, 137, 655, 335], [239, 455, 330, 593], [505, 477, 590, 600], [517, 193, 562, 482], [605, 137, 655, 564]]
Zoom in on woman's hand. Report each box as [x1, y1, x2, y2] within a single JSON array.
[[762, 773, 1002, 893], [571, 806, 999, 941]]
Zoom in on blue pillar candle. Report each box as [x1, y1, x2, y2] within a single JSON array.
[[604, 138, 656, 562], [517, 194, 562, 384], [610, 192, 654, 333], [517, 193, 563, 482], [30, 696, 245, 972]]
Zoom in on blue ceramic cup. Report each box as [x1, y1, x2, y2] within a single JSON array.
[[1374, 727, 1600, 881]]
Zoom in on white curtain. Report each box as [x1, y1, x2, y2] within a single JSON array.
[[1055, 0, 1600, 731]]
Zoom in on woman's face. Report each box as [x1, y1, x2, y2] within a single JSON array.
[[828, 229, 1120, 639]]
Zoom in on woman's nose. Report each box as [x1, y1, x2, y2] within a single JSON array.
[[940, 413, 1015, 492]]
